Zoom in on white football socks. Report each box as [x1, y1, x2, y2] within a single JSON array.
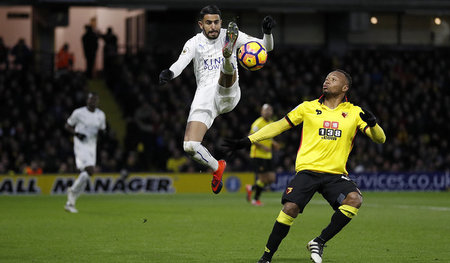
[[69, 171, 89, 205], [183, 141, 219, 171]]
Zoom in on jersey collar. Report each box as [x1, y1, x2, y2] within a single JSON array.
[[318, 95, 348, 104]]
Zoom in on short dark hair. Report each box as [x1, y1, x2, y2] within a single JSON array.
[[335, 69, 352, 89], [88, 91, 98, 98], [198, 5, 221, 21]]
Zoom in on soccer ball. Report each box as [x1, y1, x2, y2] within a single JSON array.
[[237, 41, 267, 71]]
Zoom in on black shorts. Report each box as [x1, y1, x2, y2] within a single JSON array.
[[282, 170, 361, 213], [252, 158, 273, 174]]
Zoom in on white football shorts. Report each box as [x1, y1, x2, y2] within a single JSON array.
[[187, 81, 241, 129], [74, 144, 96, 170]]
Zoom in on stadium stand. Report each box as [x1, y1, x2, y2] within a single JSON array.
[[0, 69, 120, 174], [104, 47, 450, 173], [1, 46, 449, 174]]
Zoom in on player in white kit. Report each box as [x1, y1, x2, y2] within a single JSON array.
[[64, 92, 106, 213], [159, 5, 275, 194]]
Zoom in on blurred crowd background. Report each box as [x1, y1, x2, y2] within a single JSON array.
[[1, 37, 449, 175]]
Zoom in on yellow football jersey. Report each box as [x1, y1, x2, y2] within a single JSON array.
[[249, 117, 273, 159], [286, 98, 367, 175]]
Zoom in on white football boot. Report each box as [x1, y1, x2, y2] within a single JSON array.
[[307, 239, 325, 263], [64, 188, 78, 213]]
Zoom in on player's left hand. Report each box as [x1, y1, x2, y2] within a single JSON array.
[[360, 107, 377, 127], [262, 16, 276, 34], [222, 137, 252, 157]]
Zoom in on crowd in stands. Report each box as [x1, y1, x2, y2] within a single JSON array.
[[1, 37, 449, 174], [0, 67, 119, 174]]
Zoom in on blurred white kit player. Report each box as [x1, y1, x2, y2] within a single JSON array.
[[159, 5, 275, 194], [64, 92, 106, 213]]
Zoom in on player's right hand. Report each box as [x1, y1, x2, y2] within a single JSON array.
[[222, 137, 252, 156], [159, 69, 174, 86], [75, 132, 87, 141]]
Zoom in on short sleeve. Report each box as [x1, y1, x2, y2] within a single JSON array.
[[286, 103, 305, 126], [67, 110, 78, 126]]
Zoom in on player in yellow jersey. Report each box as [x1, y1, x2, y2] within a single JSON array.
[[247, 104, 280, 206], [223, 69, 386, 263]]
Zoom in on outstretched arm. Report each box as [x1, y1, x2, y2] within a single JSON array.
[[169, 47, 194, 78], [248, 117, 291, 143], [159, 39, 195, 85], [223, 117, 291, 155], [235, 16, 276, 52], [261, 16, 276, 51]]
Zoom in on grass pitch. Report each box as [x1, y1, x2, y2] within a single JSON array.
[[0, 192, 449, 262]]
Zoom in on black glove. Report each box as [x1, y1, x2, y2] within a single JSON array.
[[360, 108, 377, 127], [222, 137, 252, 157], [262, 16, 276, 34], [159, 69, 174, 86], [75, 132, 87, 140]]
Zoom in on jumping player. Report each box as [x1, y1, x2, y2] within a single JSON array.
[[159, 5, 276, 194]]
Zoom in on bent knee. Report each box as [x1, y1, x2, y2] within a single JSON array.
[[183, 141, 200, 155], [343, 192, 363, 208], [282, 202, 300, 218]]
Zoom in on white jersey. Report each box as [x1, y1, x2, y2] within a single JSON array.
[[67, 106, 106, 169], [169, 29, 273, 112]]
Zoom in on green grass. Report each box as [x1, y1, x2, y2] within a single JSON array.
[[0, 192, 449, 262]]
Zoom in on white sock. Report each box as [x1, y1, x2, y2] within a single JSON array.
[[221, 57, 235, 75], [71, 171, 89, 195], [183, 141, 219, 171]]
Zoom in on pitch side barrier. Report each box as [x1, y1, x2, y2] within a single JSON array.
[[271, 172, 450, 191], [2, 172, 448, 195], [0, 172, 254, 195]]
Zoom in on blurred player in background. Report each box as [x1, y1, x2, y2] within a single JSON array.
[[224, 70, 386, 263], [159, 5, 276, 194], [246, 104, 279, 206], [64, 92, 106, 213]]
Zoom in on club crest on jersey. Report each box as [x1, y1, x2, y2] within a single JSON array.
[[342, 112, 348, 118], [286, 187, 293, 194], [181, 47, 190, 55]]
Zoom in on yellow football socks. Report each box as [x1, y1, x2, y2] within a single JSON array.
[[276, 210, 295, 226], [338, 205, 358, 218]]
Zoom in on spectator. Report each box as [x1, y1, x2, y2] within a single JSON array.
[[101, 27, 118, 75], [166, 149, 188, 172], [82, 25, 98, 78], [56, 43, 74, 71], [0, 37, 8, 71], [25, 160, 43, 175], [11, 38, 31, 71]]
